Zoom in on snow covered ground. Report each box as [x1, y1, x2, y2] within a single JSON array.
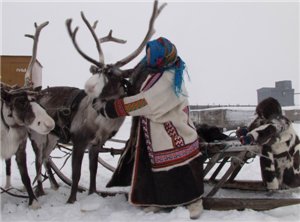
[[1, 119, 300, 222]]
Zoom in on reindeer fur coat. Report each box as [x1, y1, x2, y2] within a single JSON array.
[[106, 70, 204, 207], [247, 115, 300, 190]]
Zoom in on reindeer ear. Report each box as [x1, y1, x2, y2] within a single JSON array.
[[34, 86, 42, 92]]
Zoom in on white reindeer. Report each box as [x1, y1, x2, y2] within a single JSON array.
[[1, 22, 55, 209]]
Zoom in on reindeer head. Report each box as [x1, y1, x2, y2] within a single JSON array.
[[0, 21, 55, 135], [1, 84, 55, 134], [66, 0, 166, 100]]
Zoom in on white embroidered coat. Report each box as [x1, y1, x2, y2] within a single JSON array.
[[113, 70, 200, 171], [107, 69, 203, 207]]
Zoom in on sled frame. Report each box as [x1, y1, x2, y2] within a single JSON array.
[[45, 139, 300, 211]]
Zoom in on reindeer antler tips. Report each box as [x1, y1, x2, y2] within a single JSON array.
[[92, 20, 98, 29], [25, 34, 34, 39], [66, 18, 72, 26], [73, 27, 79, 36], [80, 11, 87, 19], [161, 2, 167, 9], [24, 20, 48, 88], [158, 3, 167, 14], [113, 0, 165, 68]]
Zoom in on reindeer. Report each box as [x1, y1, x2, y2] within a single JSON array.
[[27, 0, 166, 204], [26, 18, 129, 202], [0, 22, 55, 209]]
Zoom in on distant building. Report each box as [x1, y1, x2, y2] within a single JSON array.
[[257, 80, 294, 106], [0, 55, 42, 87]]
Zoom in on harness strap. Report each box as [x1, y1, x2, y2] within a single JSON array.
[[52, 90, 86, 143]]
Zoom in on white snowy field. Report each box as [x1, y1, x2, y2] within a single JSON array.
[[1, 119, 300, 222]]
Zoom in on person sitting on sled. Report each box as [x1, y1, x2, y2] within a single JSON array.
[[236, 97, 300, 190], [93, 37, 204, 219]]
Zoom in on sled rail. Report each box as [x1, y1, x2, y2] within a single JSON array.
[[48, 139, 300, 211], [203, 197, 300, 211], [202, 141, 260, 197], [205, 179, 266, 191]]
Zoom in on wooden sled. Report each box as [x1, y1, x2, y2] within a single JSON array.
[[48, 139, 300, 211], [200, 140, 300, 210]]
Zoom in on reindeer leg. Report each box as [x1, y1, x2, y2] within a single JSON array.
[[42, 135, 60, 191], [5, 158, 12, 188], [88, 145, 99, 195], [67, 144, 85, 204], [44, 159, 59, 190], [15, 141, 40, 209], [31, 140, 45, 197]]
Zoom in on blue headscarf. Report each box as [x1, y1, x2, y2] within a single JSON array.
[[142, 37, 186, 97]]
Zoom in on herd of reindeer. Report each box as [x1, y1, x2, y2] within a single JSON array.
[[1, 0, 169, 209]]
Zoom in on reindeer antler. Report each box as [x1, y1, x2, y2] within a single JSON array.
[[66, 19, 100, 67], [80, 12, 105, 65], [114, 0, 167, 68], [24, 21, 49, 88], [0, 82, 36, 97], [66, 0, 166, 77], [100, 30, 127, 44], [66, 12, 127, 69]]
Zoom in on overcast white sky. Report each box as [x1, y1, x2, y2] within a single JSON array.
[[1, 0, 299, 105]]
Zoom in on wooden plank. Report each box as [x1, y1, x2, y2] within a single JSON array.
[[209, 157, 230, 181], [205, 150, 248, 197], [205, 179, 266, 191], [203, 197, 300, 211], [206, 163, 237, 197], [98, 156, 115, 172], [203, 152, 222, 176]]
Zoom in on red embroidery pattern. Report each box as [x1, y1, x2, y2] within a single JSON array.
[[114, 98, 148, 116], [124, 99, 147, 113], [114, 99, 127, 116], [141, 73, 163, 91], [183, 106, 189, 114], [141, 117, 154, 164], [164, 121, 185, 147], [141, 117, 200, 169], [152, 140, 200, 169]]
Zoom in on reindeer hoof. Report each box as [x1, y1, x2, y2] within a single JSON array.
[[35, 187, 46, 197], [29, 199, 41, 210], [5, 176, 12, 189], [88, 189, 96, 195], [4, 183, 12, 189], [67, 197, 76, 204], [51, 183, 59, 191], [50, 179, 60, 190]]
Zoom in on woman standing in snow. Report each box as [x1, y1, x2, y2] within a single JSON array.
[[93, 37, 204, 219]]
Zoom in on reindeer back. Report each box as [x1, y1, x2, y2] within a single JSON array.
[[38, 87, 86, 143]]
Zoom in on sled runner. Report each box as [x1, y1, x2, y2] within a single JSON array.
[[43, 138, 300, 211], [2, 137, 299, 210]]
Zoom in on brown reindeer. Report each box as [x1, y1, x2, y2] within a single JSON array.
[[1, 22, 55, 209], [28, 0, 166, 204], [27, 17, 128, 202]]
